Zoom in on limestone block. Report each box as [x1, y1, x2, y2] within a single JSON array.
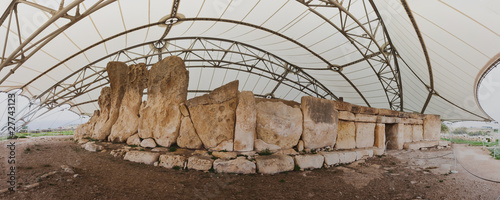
[[339, 151, 357, 164], [187, 81, 239, 149], [376, 116, 401, 124], [74, 110, 100, 141], [213, 157, 256, 174], [320, 152, 341, 166], [254, 139, 281, 152], [123, 151, 160, 165], [386, 123, 405, 150], [373, 148, 385, 156], [423, 114, 441, 140], [301, 96, 338, 149], [177, 116, 203, 149], [212, 151, 237, 159], [234, 91, 256, 151], [274, 149, 299, 156], [378, 109, 400, 117], [351, 105, 379, 115], [83, 142, 103, 152], [140, 138, 157, 148], [256, 99, 302, 149], [409, 113, 425, 119], [255, 155, 294, 174], [374, 124, 386, 148], [398, 112, 410, 118], [338, 111, 355, 121], [93, 62, 128, 140], [179, 103, 190, 117], [412, 125, 424, 141], [336, 121, 356, 149], [420, 140, 439, 148], [294, 154, 324, 169], [355, 114, 377, 123], [126, 134, 141, 146], [209, 140, 234, 152], [187, 156, 214, 171], [92, 88, 111, 140], [355, 122, 376, 148], [297, 140, 304, 152], [109, 63, 148, 142], [403, 142, 420, 150], [404, 124, 413, 143], [356, 149, 374, 160], [139, 56, 189, 147], [159, 154, 187, 169], [334, 101, 352, 111]]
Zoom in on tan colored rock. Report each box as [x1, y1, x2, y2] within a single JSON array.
[[439, 140, 451, 147], [210, 140, 234, 151], [213, 157, 256, 174], [376, 116, 401, 124], [423, 114, 441, 140], [301, 96, 338, 149], [109, 63, 148, 142], [126, 134, 141, 146], [256, 99, 302, 149], [355, 114, 377, 123], [294, 154, 324, 169], [336, 121, 356, 149], [192, 150, 210, 156], [254, 139, 281, 152], [93, 62, 128, 140], [141, 138, 157, 148], [338, 111, 355, 121], [334, 101, 352, 111], [177, 116, 203, 149], [255, 155, 294, 174], [187, 81, 239, 149], [351, 105, 378, 115], [212, 151, 237, 159], [378, 109, 400, 117], [409, 113, 425, 119], [386, 123, 405, 150], [412, 125, 424, 141], [92, 87, 111, 139], [404, 124, 413, 143], [320, 152, 341, 166], [187, 156, 214, 171], [139, 56, 189, 147], [159, 154, 187, 169], [420, 140, 439, 148], [234, 91, 256, 152], [74, 110, 100, 141], [83, 142, 103, 152], [403, 142, 420, 150], [355, 122, 376, 148], [123, 151, 160, 165], [374, 124, 386, 148], [373, 148, 385, 156], [297, 140, 304, 152], [274, 149, 299, 156], [356, 149, 374, 160], [179, 103, 190, 117], [339, 151, 357, 164]]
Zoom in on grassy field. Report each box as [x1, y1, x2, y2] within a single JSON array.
[[1, 130, 74, 140], [441, 138, 498, 147]]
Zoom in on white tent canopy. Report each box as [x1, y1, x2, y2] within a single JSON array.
[[0, 0, 498, 123]]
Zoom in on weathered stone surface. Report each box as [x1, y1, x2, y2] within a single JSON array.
[[177, 116, 203, 149], [439, 140, 451, 147], [92, 87, 111, 140], [423, 114, 441, 141], [192, 150, 210, 156], [140, 138, 157, 148], [123, 151, 160, 165], [94, 62, 128, 140], [355, 114, 377, 123], [187, 81, 239, 149], [209, 140, 233, 151], [83, 142, 103, 152], [338, 111, 355, 121], [404, 124, 413, 143], [126, 134, 141, 146], [404, 118, 423, 125], [256, 99, 302, 149], [212, 151, 237, 159], [355, 122, 376, 148], [234, 91, 256, 151], [294, 154, 324, 169], [254, 139, 281, 152], [378, 109, 400, 117], [376, 116, 401, 124], [374, 123, 386, 149], [320, 152, 341, 166], [297, 140, 304, 152], [255, 155, 294, 174], [373, 148, 385, 156], [339, 151, 357, 164], [179, 103, 189, 117], [420, 140, 439, 148], [334, 101, 352, 111], [159, 154, 187, 169], [213, 157, 256, 174], [356, 149, 374, 160], [336, 121, 356, 149], [274, 149, 299, 156], [139, 56, 189, 147], [412, 125, 424, 141], [409, 113, 425, 119], [351, 105, 379, 115], [187, 156, 214, 171], [301, 96, 338, 149], [74, 110, 100, 141], [109, 63, 148, 142], [386, 123, 405, 150], [403, 142, 420, 150]]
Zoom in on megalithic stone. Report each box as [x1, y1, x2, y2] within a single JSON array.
[[92, 87, 111, 140], [138, 56, 189, 147], [108, 63, 148, 142]]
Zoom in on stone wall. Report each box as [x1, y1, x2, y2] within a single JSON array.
[[75, 56, 444, 174]]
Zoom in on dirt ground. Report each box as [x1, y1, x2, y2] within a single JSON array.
[[1, 136, 499, 200]]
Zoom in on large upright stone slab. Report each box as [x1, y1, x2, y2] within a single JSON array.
[[74, 110, 100, 141], [93, 62, 128, 140], [301, 96, 338, 149], [404, 124, 413, 143], [412, 125, 424, 141], [138, 56, 189, 147], [256, 99, 302, 149], [423, 114, 441, 140], [355, 122, 376, 148], [336, 120, 356, 149], [386, 123, 405, 150], [109, 63, 148, 142], [177, 116, 203, 149], [234, 91, 256, 151], [92, 87, 111, 140], [187, 81, 239, 149], [374, 123, 386, 148]]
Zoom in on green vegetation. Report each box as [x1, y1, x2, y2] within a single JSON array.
[[441, 123, 449, 133], [257, 149, 272, 156], [488, 148, 500, 160], [169, 146, 177, 152], [441, 138, 498, 147], [294, 164, 301, 171], [1, 130, 74, 140], [172, 166, 181, 170]]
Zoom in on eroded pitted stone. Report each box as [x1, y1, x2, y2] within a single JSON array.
[[256, 99, 302, 149], [138, 56, 189, 147], [294, 154, 324, 169], [187, 156, 214, 171], [159, 154, 187, 169], [423, 114, 441, 140], [234, 91, 256, 152], [187, 81, 239, 149], [213, 157, 256, 174], [124, 151, 160, 165], [126, 134, 141, 146], [92, 87, 111, 140], [336, 121, 356, 149], [301, 96, 338, 149], [355, 122, 375, 148], [255, 155, 294, 174], [74, 110, 100, 141], [177, 116, 203, 149]]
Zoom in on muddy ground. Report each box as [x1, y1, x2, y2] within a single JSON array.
[[1, 136, 499, 199]]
